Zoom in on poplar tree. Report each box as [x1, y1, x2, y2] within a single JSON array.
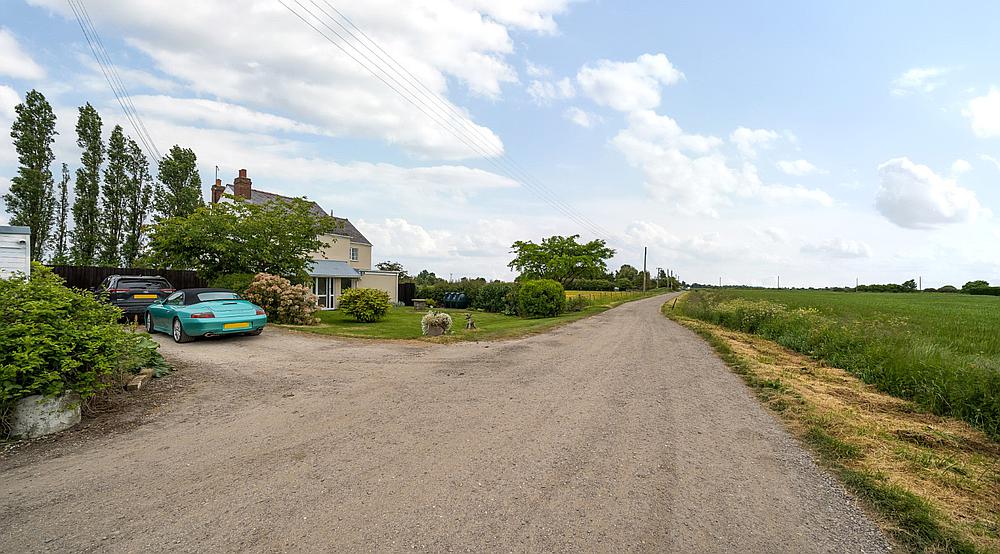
[[71, 103, 104, 265], [98, 125, 128, 266], [156, 145, 204, 219], [2, 89, 57, 261], [121, 137, 152, 266], [51, 163, 71, 264]]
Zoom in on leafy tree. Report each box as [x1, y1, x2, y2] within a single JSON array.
[[51, 163, 71, 264], [143, 195, 337, 281], [121, 138, 152, 266], [3, 89, 56, 261], [616, 264, 639, 282], [962, 280, 989, 292], [98, 125, 128, 266], [414, 269, 445, 286], [375, 260, 409, 280], [71, 102, 104, 265], [508, 235, 615, 287], [156, 145, 203, 218], [901, 279, 917, 291]]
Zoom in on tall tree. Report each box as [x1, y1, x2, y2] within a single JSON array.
[[157, 145, 203, 218], [121, 137, 152, 266], [51, 163, 71, 264], [98, 125, 128, 266], [71, 102, 104, 265], [508, 235, 616, 287], [2, 89, 57, 261]]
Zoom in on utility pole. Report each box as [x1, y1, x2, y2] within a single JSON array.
[[642, 247, 647, 292], [777, 275, 780, 289], [719, 276, 722, 288], [919, 276, 922, 291]]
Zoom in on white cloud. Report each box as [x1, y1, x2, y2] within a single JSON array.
[[0, 28, 45, 80], [964, 88, 1000, 138], [612, 110, 830, 216], [27, 0, 574, 160], [729, 127, 779, 158], [776, 159, 821, 176], [980, 154, 1000, 171], [0, 85, 19, 165], [891, 67, 950, 96], [950, 159, 972, 175], [524, 60, 551, 78], [563, 106, 600, 128], [801, 238, 872, 259], [527, 78, 575, 104], [576, 53, 683, 112], [129, 95, 324, 135], [875, 157, 984, 229]]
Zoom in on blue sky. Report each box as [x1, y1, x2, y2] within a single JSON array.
[[2, 1, 999, 287]]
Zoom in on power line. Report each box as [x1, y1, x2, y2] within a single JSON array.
[[277, 0, 616, 243], [66, 0, 162, 162]]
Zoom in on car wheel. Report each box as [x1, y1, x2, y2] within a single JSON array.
[[172, 318, 193, 343], [145, 312, 155, 334]]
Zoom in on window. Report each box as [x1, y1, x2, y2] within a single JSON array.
[[196, 291, 240, 302], [350, 247, 359, 262], [166, 292, 184, 305]]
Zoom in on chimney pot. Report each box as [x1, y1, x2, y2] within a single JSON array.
[[239, 169, 247, 178]]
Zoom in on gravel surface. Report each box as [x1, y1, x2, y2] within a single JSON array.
[[0, 294, 890, 552]]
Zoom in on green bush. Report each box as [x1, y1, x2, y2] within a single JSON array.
[[517, 279, 566, 318], [243, 273, 319, 325], [338, 288, 391, 322], [209, 273, 256, 295], [1, 264, 167, 411], [473, 282, 519, 313], [967, 286, 1000, 296], [565, 295, 591, 312], [566, 279, 614, 291], [416, 280, 487, 306]]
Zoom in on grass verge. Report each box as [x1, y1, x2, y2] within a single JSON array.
[[283, 290, 669, 342], [663, 296, 999, 553]]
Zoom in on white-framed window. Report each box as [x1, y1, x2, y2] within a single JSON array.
[[350, 247, 358, 262]]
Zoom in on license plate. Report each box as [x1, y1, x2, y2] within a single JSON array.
[[224, 322, 250, 329], [134, 294, 157, 299]]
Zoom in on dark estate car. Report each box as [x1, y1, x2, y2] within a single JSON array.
[[96, 274, 175, 319]]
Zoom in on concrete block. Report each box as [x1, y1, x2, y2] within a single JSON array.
[[126, 373, 152, 392], [10, 393, 81, 438]]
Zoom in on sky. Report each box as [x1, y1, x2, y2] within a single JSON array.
[[1, 0, 1000, 288]]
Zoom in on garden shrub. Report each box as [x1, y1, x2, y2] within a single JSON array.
[[421, 311, 453, 335], [517, 279, 566, 318], [338, 288, 391, 322], [564, 295, 591, 312], [0, 264, 168, 414], [243, 273, 319, 325], [209, 273, 256, 295], [566, 278, 614, 291], [474, 282, 519, 313]]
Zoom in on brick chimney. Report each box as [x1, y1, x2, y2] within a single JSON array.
[[210, 178, 225, 203], [233, 168, 252, 200]]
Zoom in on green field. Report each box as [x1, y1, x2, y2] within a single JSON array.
[[287, 290, 667, 342], [678, 289, 1000, 439]]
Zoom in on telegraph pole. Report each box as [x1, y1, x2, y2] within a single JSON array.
[[641, 247, 648, 292], [777, 275, 780, 289]]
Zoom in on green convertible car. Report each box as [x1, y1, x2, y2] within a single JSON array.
[[144, 288, 267, 343]]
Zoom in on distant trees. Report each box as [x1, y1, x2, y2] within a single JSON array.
[[157, 146, 203, 219], [3, 89, 57, 261], [1, 89, 205, 266], [508, 235, 615, 287], [375, 260, 409, 280], [414, 269, 446, 286], [962, 280, 989, 292]]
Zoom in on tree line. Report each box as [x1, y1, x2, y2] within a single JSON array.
[[2, 89, 205, 265]]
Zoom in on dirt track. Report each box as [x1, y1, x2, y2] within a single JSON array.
[[1, 294, 889, 552]]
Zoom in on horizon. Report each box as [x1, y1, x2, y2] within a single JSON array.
[[2, 1, 999, 288]]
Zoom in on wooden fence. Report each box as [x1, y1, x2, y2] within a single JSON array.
[[48, 265, 207, 290]]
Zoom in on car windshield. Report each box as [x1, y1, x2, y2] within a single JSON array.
[[196, 292, 240, 302], [119, 279, 169, 289]]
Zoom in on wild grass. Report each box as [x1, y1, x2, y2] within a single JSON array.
[[678, 290, 1000, 440], [663, 299, 998, 552]]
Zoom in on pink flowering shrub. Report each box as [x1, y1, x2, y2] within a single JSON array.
[[243, 273, 319, 325]]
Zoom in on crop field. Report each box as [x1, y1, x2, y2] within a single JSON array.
[[565, 289, 665, 302], [678, 289, 1000, 439]]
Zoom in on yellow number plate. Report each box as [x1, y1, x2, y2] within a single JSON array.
[[224, 322, 250, 329], [134, 294, 157, 299]]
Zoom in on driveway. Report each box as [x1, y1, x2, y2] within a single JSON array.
[[0, 294, 889, 552]]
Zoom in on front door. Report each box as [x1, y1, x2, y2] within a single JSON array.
[[314, 277, 332, 309]]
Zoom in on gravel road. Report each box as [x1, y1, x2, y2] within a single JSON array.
[[1, 294, 889, 552]]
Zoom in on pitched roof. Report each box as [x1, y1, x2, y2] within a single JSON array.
[[224, 184, 371, 245], [307, 259, 362, 278]]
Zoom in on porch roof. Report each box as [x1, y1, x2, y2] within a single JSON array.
[[308, 259, 362, 278]]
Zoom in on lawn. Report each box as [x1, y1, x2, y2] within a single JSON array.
[[285, 289, 668, 342], [676, 289, 1000, 439]]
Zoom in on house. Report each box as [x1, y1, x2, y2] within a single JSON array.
[[211, 169, 398, 309], [0, 226, 31, 279]]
